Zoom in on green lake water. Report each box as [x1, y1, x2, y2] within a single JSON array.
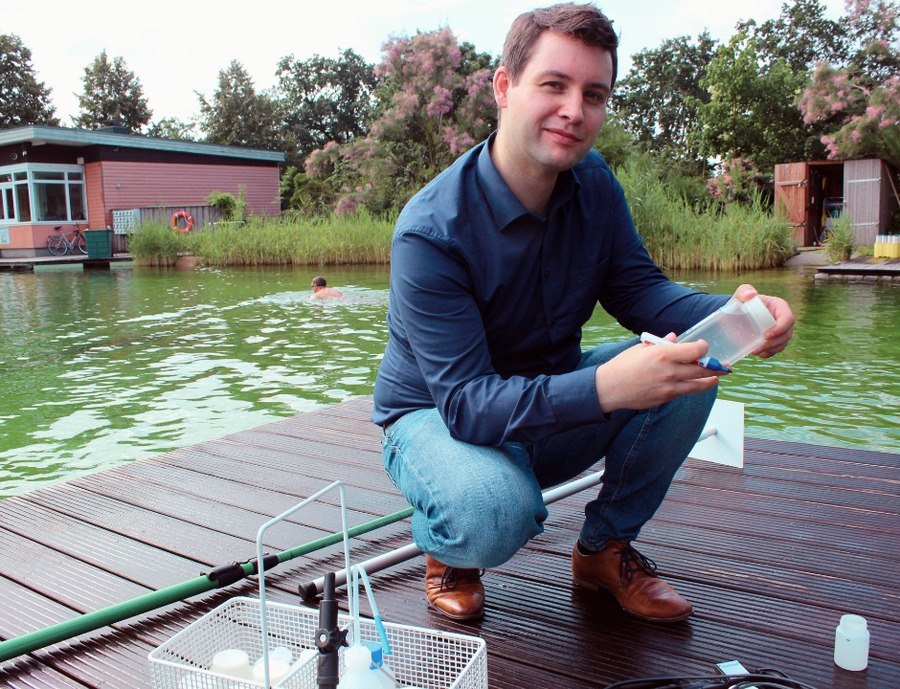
[[0, 263, 897, 497]]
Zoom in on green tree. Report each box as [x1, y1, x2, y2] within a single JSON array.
[[737, 0, 849, 72], [592, 112, 642, 172], [840, 0, 900, 81], [276, 49, 377, 164], [0, 34, 58, 128], [304, 28, 498, 215], [798, 0, 900, 167], [613, 32, 717, 168], [694, 31, 816, 171], [146, 117, 197, 141], [197, 60, 283, 151], [73, 50, 152, 132]]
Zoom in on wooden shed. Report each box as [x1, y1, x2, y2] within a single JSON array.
[[774, 157, 899, 246], [0, 125, 284, 258]]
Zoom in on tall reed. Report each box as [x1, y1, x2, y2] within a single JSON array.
[[129, 212, 394, 266], [617, 159, 795, 271], [822, 213, 855, 263], [127, 221, 196, 266], [130, 173, 794, 271]]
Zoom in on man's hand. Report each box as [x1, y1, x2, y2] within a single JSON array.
[[594, 335, 724, 414], [732, 284, 795, 358]]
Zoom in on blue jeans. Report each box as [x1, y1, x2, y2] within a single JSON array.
[[380, 339, 718, 568]]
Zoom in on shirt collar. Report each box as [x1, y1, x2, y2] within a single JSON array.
[[476, 132, 581, 229]]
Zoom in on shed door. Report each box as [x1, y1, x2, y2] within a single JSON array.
[[775, 163, 808, 245], [844, 159, 882, 245]]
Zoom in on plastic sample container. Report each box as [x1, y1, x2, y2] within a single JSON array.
[[677, 295, 776, 365], [834, 614, 870, 671]]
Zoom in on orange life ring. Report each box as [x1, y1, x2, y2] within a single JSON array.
[[170, 210, 194, 233]]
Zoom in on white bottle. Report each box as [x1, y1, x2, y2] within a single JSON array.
[[677, 295, 776, 366], [210, 648, 252, 680], [252, 657, 292, 685], [362, 640, 396, 689], [338, 644, 382, 689], [834, 614, 870, 671]]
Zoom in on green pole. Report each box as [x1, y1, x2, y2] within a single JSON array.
[[0, 506, 413, 663]]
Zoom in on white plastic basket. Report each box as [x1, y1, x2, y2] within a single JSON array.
[[148, 597, 487, 689], [148, 482, 487, 689]]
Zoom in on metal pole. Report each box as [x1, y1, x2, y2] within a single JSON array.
[[0, 505, 413, 663], [298, 470, 605, 599]]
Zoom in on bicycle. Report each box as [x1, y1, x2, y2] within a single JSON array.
[[47, 223, 87, 256]]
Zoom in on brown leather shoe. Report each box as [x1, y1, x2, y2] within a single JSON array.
[[572, 541, 693, 623], [425, 555, 485, 621]]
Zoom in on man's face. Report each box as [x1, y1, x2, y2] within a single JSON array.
[[493, 30, 613, 182]]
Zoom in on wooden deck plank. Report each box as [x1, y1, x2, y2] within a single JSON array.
[[0, 501, 205, 591], [0, 528, 152, 614], [745, 436, 899, 466], [18, 486, 259, 568], [0, 398, 896, 689]]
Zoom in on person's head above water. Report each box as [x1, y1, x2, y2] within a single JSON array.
[[309, 276, 344, 299]]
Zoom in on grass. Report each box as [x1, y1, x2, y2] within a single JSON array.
[[129, 180, 795, 271], [616, 159, 795, 271], [822, 214, 855, 263], [127, 222, 196, 267], [129, 211, 394, 267]]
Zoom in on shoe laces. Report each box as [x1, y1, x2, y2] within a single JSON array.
[[617, 544, 657, 584], [440, 566, 484, 591]]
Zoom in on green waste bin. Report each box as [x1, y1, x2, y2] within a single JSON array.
[[85, 229, 113, 259]]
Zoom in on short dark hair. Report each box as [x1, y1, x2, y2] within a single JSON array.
[[501, 3, 619, 89], [312, 276, 327, 287]]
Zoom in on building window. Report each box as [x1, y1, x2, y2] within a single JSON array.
[[1, 183, 13, 221], [0, 165, 87, 223], [15, 183, 31, 222]]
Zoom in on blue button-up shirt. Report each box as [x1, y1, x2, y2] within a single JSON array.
[[372, 135, 727, 446]]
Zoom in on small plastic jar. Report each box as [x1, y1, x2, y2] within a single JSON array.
[[677, 295, 776, 365], [834, 614, 870, 671]]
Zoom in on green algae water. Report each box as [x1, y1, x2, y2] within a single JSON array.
[[0, 264, 897, 497]]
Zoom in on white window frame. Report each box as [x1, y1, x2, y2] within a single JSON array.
[[0, 163, 87, 225]]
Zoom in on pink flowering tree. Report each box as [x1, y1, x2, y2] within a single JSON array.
[[707, 157, 771, 205], [798, 0, 900, 167], [305, 28, 497, 215]]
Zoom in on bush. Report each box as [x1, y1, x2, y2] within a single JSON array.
[[707, 157, 771, 206], [617, 154, 794, 271], [206, 188, 247, 222], [191, 210, 395, 266], [822, 214, 855, 263], [128, 221, 196, 266]]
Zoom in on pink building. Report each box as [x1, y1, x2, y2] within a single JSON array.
[[0, 125, 284, 257]]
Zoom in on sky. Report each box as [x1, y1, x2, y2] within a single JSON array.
[[7, 0, 849, 127]]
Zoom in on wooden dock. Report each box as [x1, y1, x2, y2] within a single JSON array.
[[0, 398, 896, 688], [0, 255, 132, 272], [815, 255, 900, 282]]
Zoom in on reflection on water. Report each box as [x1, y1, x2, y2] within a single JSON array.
[[0, 264, 897, 497], [0, 266, 390, 496]]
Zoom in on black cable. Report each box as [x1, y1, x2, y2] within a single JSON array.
[[601, 672, 822, 689], [601, 676, 731, 689]]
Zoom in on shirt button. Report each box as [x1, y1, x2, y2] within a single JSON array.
[[543, 271, 550, 279]]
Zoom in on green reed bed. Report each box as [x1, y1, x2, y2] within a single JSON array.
[[618, 162, 795, 271], [127, 221, 199, 266], [130, 180, 793, 270], [129, 212, 394, 267]]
